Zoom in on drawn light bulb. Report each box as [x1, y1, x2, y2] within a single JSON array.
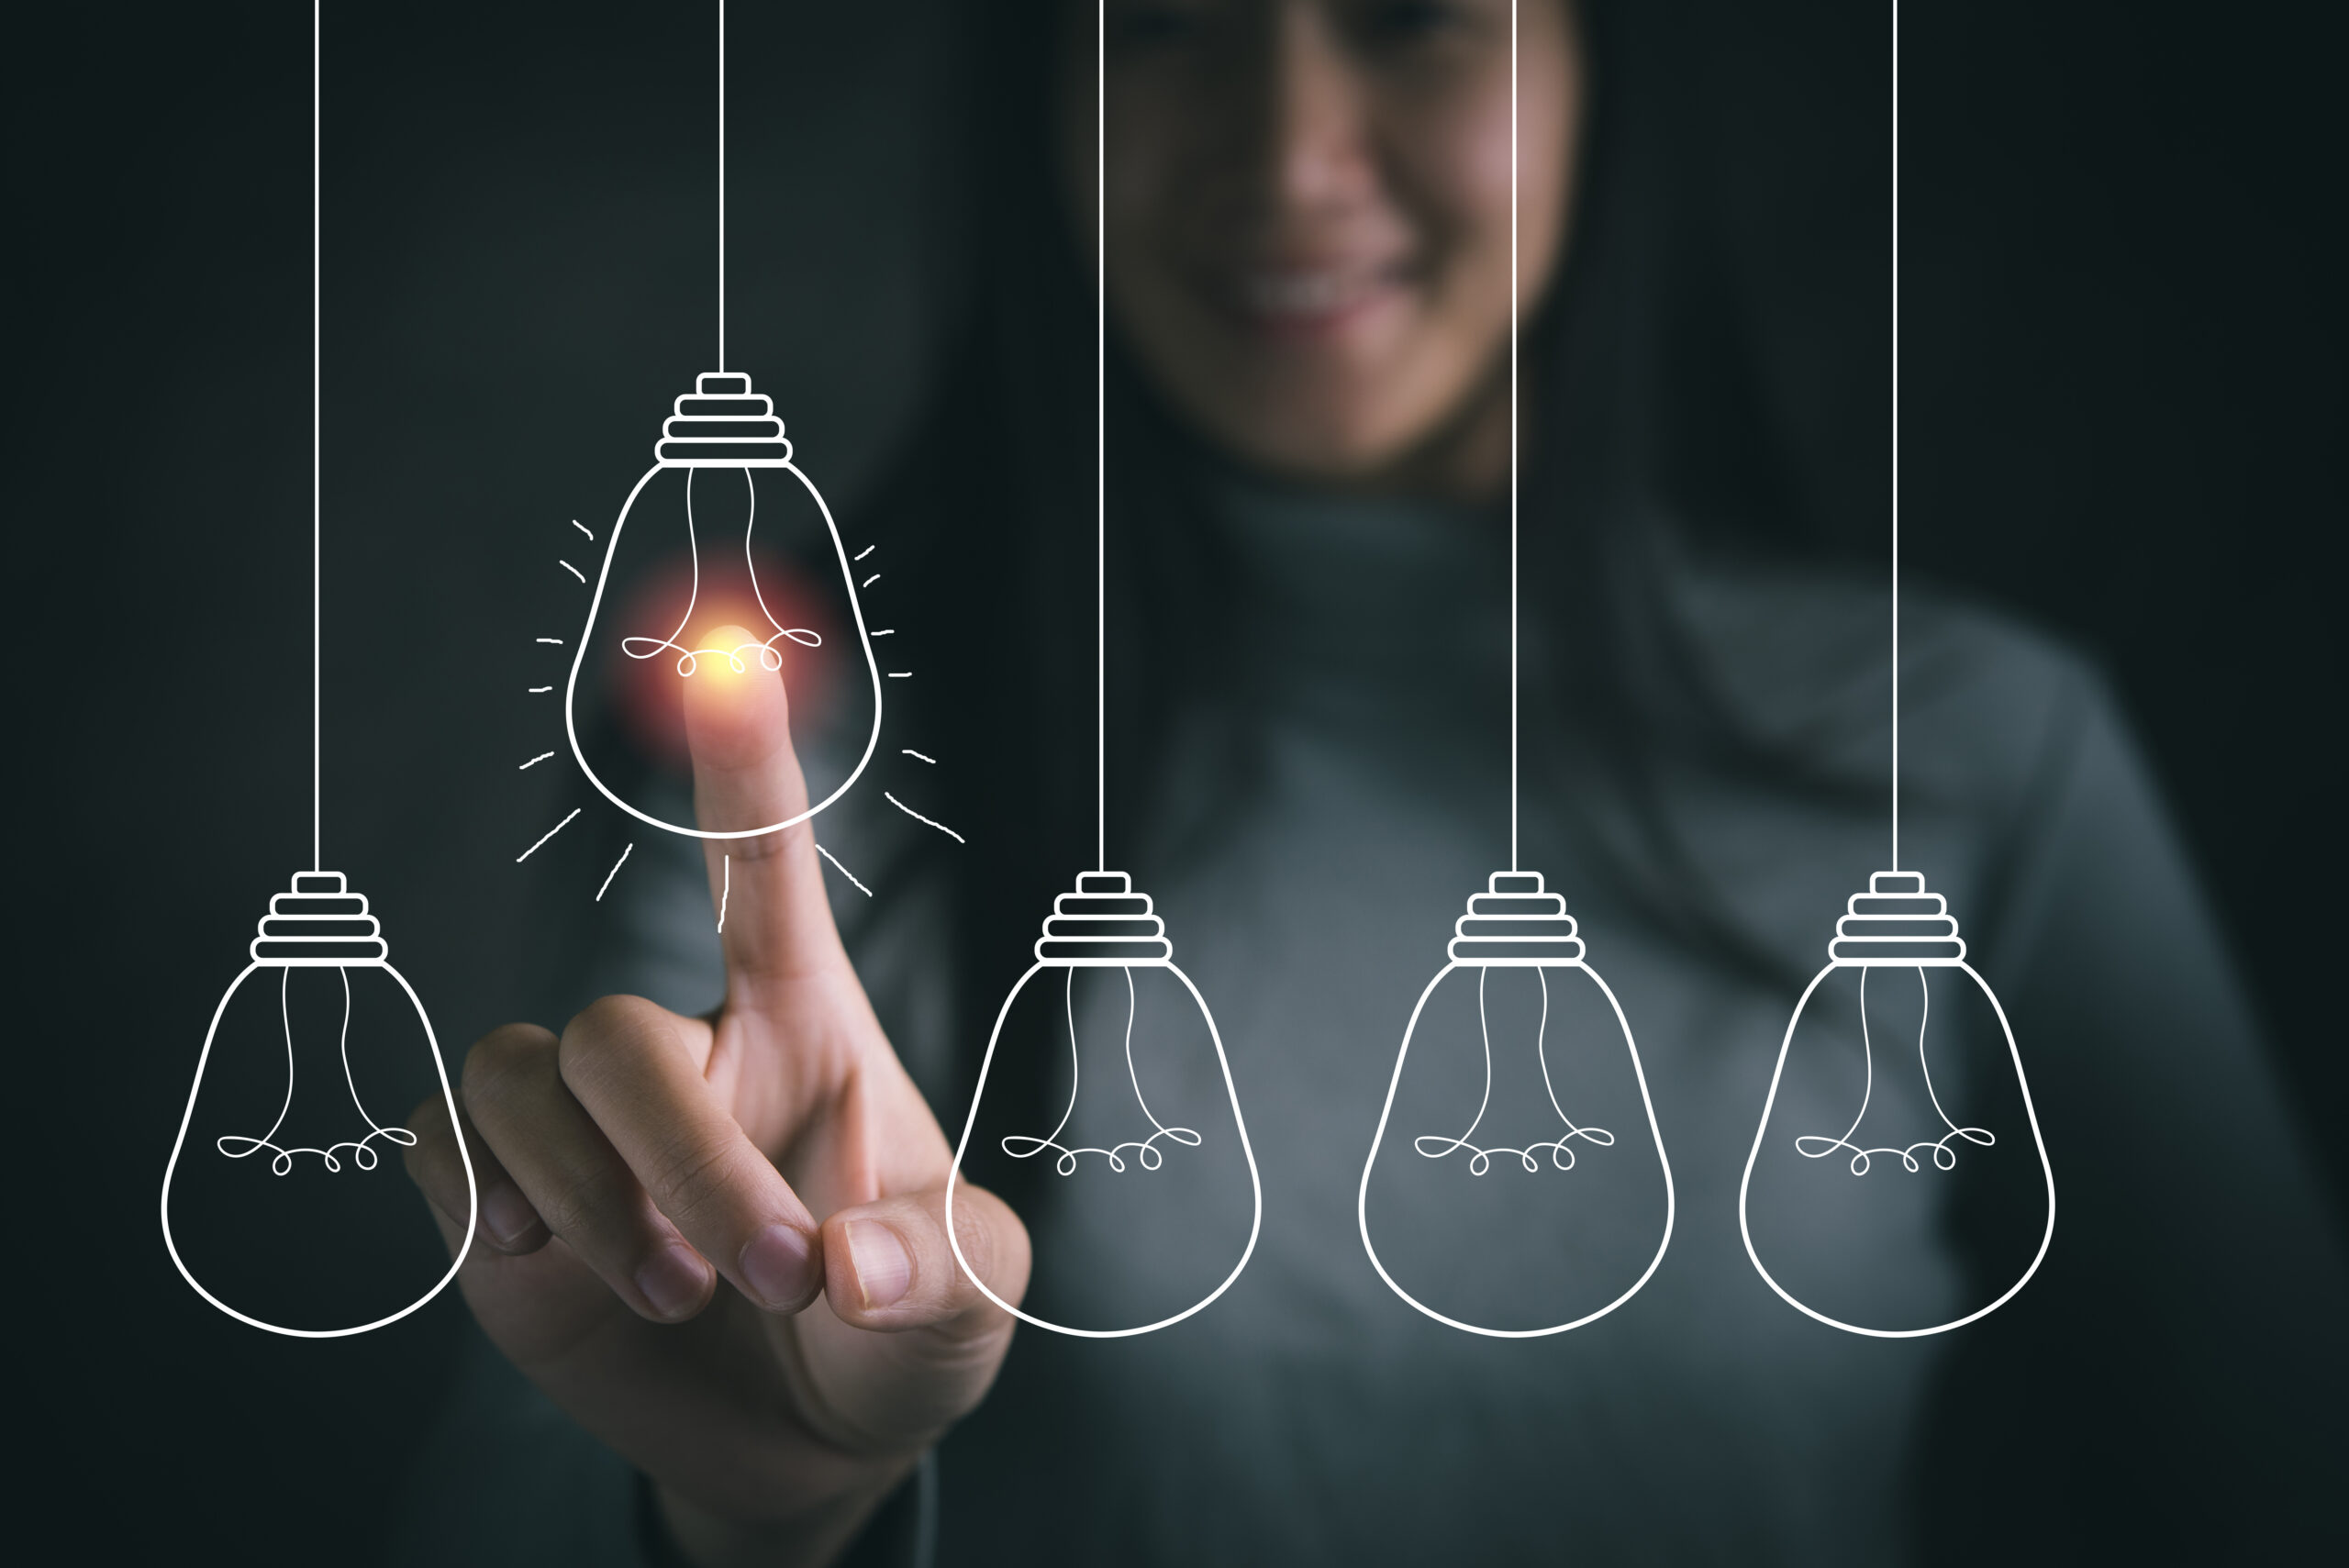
[[162, 873, 475, 1338], [1360, 873, 1674, 1338], [946, 873, 1262, 1339], [1738, 871, 2054, 1337], [564, 373, 883, 839]]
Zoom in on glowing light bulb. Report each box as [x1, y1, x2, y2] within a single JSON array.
[[1360, 873, 1674, 1337], [565, 373, 882, 838], [161, 873, 475, 1337], [1738, 871, 2054, 1337], [946, 873, 1261, 1338]]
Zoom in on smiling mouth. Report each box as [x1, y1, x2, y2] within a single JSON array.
[[1207, 262, 1413, 339]]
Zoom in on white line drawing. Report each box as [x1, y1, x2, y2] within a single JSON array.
[[162, 3, 473, 1339], [1000, 966, 1199, 1174], [943, 7, 1263, 1340], [615, 467, 826, 677], [853, 544, 874, 562], [515, 807, 581, 863], [596, 843, 633, 902], [213, 965, 417, 1175], [165, 875, 474, 1338], [560, 560, 584, 584], [528, 685, 552, 694], [1794, 962, 1989, 1175], [561, 384, 881, 840], [885, 791, 963, 844], [1359, 873, 1674, 1338], [1735, 5, 2052, 1338], [949, 873, 1261, 1339], [901, 749, 935, 764], [536, 637, 563, 645], [1410, 966, 1615, 1174], [871, 628, 895, 637], [1737, 873, 2054, 1338], [572, 519, 594, 539], [814, 842, 872, 896], [718, 853, 730, 932], [862, 573, 880, 589], [1354, 4, 1670, 1340], [519, 751, 554, 770], [887, 671, 912, 679], [558, 6, 883, 841]]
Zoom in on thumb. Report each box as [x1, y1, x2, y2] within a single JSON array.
[[821, 1183, 1031, 1338], [683, 623, 847, 986]]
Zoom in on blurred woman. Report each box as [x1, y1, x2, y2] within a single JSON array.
[[398, 3, 2345, 1564]]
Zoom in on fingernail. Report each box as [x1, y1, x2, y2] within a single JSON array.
[[636, 1243, 711, 1320], [738, 1223, 816, 1312], [845, 1220, 913, 1311], [481, 1183, 537, 1250]]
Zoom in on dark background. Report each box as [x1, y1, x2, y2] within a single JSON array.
[[15, 1, 2342, 1562]]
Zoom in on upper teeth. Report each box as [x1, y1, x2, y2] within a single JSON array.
[[1241, 272, 1366, 315]]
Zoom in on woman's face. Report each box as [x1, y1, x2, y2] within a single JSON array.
[[1073, 0, 1584, 494]]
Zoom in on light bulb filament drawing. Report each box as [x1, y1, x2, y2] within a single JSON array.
[[617, 466, 824, 676], [1001, 966, 1203, 1175], [1413, 965, 1616, 1175], [1792, 965, 1993, 1176], [215, 966, 419, 1176]]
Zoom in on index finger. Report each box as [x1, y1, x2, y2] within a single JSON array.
[[683, 624, 852, 988]]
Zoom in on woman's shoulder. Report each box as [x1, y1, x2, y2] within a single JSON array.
[[1675, 550, 2119, 817]]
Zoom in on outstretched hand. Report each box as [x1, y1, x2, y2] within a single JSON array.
[[405, 626, 1028, 1568]]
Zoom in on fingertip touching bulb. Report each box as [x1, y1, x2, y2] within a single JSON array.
[[946, 872, 1262, 1338], [161, 872, 475, 1338], [563, 372, 883, 840], [1360, 872, 1675, 1338], [1738, 871, 2054, 1338]]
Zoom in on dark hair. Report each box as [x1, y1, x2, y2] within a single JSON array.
[[857, 0, 1837, 1118]]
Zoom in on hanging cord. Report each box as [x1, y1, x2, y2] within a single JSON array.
[[311, 0, 322, 872], [1508, 0, 1520, 871], [1889, 0, 1900, 870], [1095, 2, 1108, 872], [718, 0, 727, 372]]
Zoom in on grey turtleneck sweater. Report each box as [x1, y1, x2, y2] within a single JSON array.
[[396, 477, 2344, 1566]]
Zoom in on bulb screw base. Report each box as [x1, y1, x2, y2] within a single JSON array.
[[1035, 871, 1174, 967], [1829, 871, 1967, 965], [249, 871, 389, 966], [655, 371, 796, 467], [1449, 871, 1585, 967]]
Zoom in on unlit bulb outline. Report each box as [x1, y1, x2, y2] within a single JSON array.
[[946, 958, 1263, 1340], [1737, 958, 2054, 1339], [1360, 958, 1675, 1340], [162, 959, 477, 1340]]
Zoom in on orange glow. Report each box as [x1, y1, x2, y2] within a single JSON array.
[[604, 548, 841, 771]]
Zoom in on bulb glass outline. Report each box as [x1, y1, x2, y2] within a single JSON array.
[[161, 875, 476, 1339], [1359, 936, 1674, 1340], [945, 873, 1263, 1340], [1736, 872, 2054, 1338], [564, 379, 884, 840]]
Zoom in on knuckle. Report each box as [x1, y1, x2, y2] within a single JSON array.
[[463, 1023, 554, 1106], [558, 995, 671, 1089], [534, 1170, 624, 1248], [950, 1184, 1030, 1297], [644, 1138, 736, 1221]]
